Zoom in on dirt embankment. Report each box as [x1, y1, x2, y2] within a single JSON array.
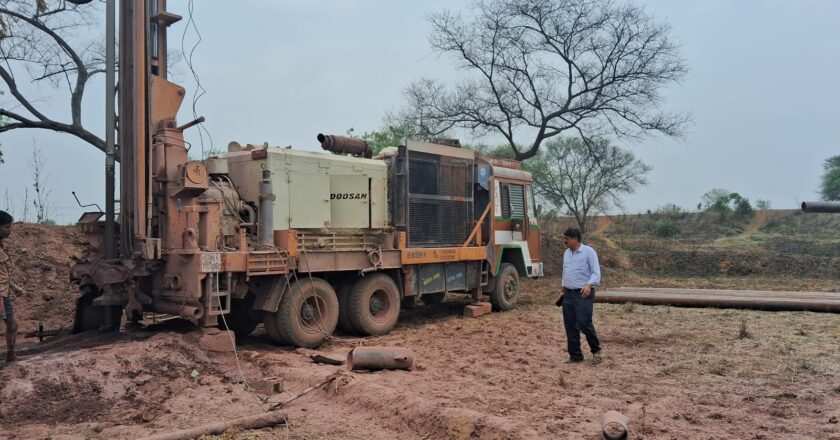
[[2, 224, 83, 334], [541, 210, 840, 291]]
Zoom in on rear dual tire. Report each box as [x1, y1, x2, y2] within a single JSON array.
[[263, 278, 339, 348], [345, 273, 401, 336]]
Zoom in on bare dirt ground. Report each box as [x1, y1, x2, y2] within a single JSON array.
[[1, 221, 839, 439], [2, 277, 839, 440]]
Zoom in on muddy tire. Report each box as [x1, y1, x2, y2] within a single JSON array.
[[489, 263, 519, 312], [420, 292, 446, 305], [347, 273, 400, 336], [263, 277, 338, 348], [336, 281, 357, 334], [219, 296, 258, 338], [262, 308, 289, 346]]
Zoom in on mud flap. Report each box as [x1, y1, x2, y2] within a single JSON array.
[[252, 276, 289, 313]]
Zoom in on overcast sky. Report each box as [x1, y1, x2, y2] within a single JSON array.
[[1, 0, 838, 223]]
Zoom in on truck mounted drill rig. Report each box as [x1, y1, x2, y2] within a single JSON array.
[[71, 0, 544, 347]]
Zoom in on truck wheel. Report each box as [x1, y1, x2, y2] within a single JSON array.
[[336, 281, 357, 334], [263, 277, 338, 348], [219, 296, 258, 338], [489, 263, 519, 311], [420, 292, 446, 305], [347, 273, 400, 336]]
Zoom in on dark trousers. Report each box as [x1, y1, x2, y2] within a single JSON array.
[[562, 288, 601, 360]]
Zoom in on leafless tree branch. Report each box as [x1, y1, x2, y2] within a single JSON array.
[[399, 0, 689, 160]]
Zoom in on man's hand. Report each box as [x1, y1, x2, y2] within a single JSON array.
[[10, 282, 23, 297], [555, 292, 564, 307], [582, 284, 592, 298]]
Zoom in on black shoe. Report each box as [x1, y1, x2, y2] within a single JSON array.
[[565, 358, 583, 364]]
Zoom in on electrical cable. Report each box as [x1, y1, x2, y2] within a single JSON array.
[[215, 275, 271, 412], [179, 0, 214, 157]]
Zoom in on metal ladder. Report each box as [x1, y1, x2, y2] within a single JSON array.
[[204, 272, 231, 316]]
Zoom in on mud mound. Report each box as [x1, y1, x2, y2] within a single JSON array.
[[4, 223, 84, 333], [2, 374, 112, 424], [0, 331, 226, 427]]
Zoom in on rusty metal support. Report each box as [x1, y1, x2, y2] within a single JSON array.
[[104, 0, 116, 260], [317, 133, 372, 158], [463, 203, 492, 247], [150, 300, 204, 319], [348, 347, 414, 371]]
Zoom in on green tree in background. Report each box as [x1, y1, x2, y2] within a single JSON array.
[[700, 189, 753, 219], [527, 137, 651, 235], [354, 121, 419, 155], [819, 155, 840, 201]]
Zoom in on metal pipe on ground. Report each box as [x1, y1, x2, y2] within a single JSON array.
[[348, 347, 414, 371], [801, 201, 840, 213], [597, 289, 840, 313], [136, 411, 289, 440], [601, 411, 630, 440]]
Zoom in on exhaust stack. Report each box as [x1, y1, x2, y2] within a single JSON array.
[[317, 133, 372, 158]]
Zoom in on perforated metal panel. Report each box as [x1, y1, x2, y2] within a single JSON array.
[[406, 150, 474, 247]]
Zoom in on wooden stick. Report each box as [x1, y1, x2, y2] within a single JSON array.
[[137, 411, 289, 440], [269, 373, 340, 411]]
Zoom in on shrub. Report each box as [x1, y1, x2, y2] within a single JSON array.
[[654, 218, 680, 237]]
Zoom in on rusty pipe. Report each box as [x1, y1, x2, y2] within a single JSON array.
[[801, 201, 840, 213], [150, 301, 204, 319], [348, 347, 414, 371], [596, 290, 840, 313], [601, 411, 630, 440], [317, 133, 372, 158]]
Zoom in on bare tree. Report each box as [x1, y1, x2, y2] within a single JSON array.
[[528, 137, 650, 234], [29, 143, 52, 223], [0, 0, 106, 152], [400, 0, 688, 160]]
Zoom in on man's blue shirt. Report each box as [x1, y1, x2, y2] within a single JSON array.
[[562, 243, 601, 289]]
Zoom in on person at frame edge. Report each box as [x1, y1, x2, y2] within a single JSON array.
[[556, 227, 603, 365], [0, 210, 23, 364]]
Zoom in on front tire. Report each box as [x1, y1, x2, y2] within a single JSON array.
[[347, 273, 400, 336], [263, 277, 338, 348], [489, 263, 519, 311]]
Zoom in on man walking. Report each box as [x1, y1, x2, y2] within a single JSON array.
[[0, 210, 22, 364], [558, 227, 602, 364]]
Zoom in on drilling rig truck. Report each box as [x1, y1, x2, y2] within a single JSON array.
[[71, 0, 543, 347]]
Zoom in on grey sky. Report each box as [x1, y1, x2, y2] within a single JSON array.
[[1, 0, 838, 223]]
